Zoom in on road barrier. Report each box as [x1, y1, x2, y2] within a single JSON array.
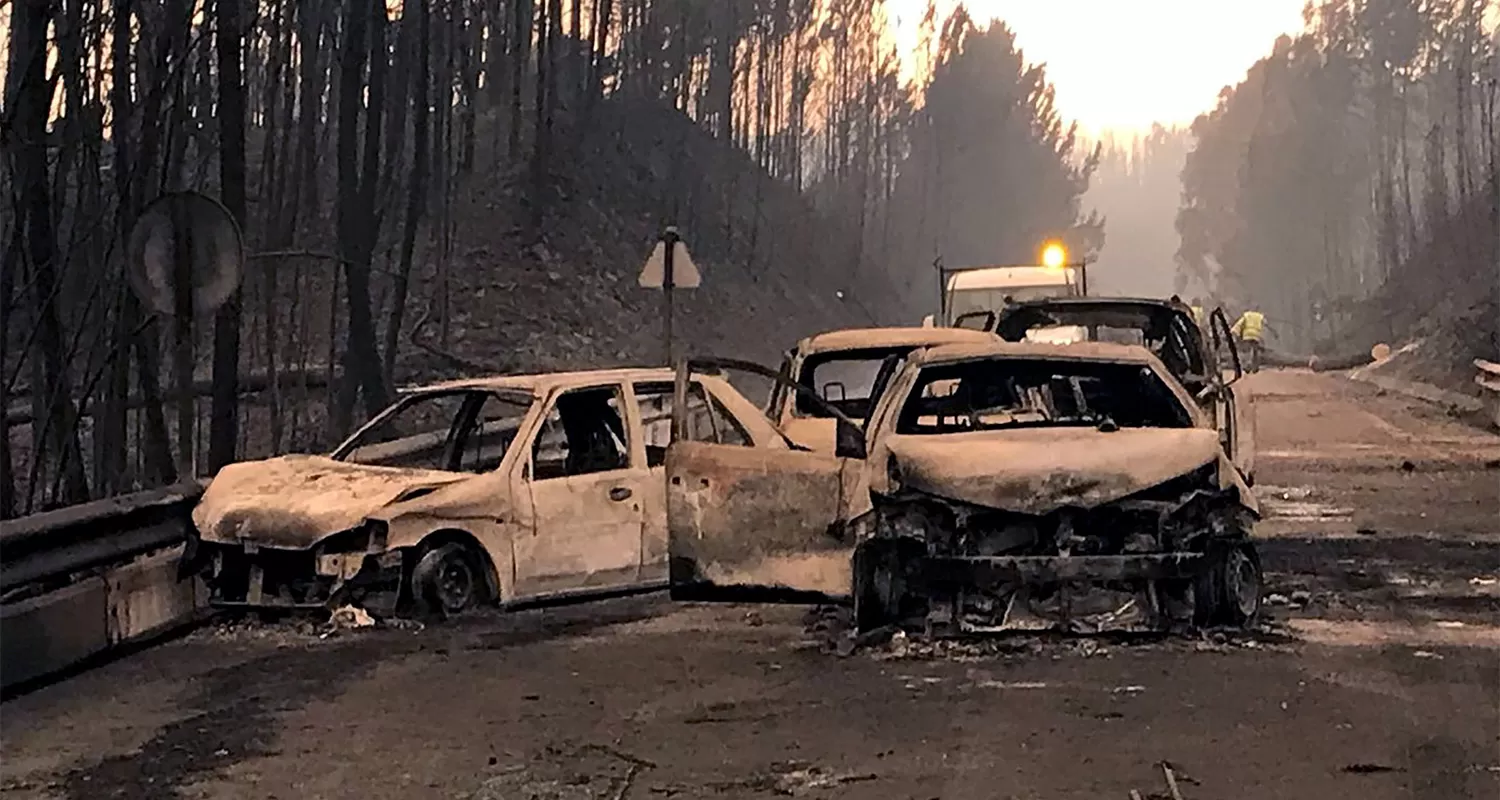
[[1, 482, 206, 693], [1476, 359, 1500, 430]]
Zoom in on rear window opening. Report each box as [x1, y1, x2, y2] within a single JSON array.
[[794, 348, 916, 420]]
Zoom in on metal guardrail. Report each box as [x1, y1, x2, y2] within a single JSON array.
[[1476, 359, 1500, 430], [0, 481, 204, 597], [1, 482, 206, 694]]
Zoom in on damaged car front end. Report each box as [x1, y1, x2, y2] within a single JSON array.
[[186, 458, 462, 611], [184, 385, 529, 614], [665, 343, 1264, 637]]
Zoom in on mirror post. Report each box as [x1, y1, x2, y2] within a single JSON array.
[[672, 357, 689, 442]]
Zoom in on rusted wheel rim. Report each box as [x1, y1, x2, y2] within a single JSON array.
[[1224, 548, 1261, 621], [437, 559, 476, 611]]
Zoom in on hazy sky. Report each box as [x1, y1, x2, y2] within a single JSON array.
[[889, 0, 1310, 136]]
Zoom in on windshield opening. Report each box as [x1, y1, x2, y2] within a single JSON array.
[[795, 347, 916, 420], [896, 358, 1192, 435], [335, 390, 533, 472]]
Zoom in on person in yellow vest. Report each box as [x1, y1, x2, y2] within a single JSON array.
[[1230, 309, 1268, 373], [1189, 299, 1207, 330]]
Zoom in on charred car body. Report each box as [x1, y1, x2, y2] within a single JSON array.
[[185, 368, 791, 614], [666, 339, 1264, 635]]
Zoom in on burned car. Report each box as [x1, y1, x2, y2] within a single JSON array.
[[666, 341, 1263, 635], [990, 296, 1256, 485], [186, 368, 789, 614], [765, 327, 1000, 453]]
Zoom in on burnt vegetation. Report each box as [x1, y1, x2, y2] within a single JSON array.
[[1176, 0, 1499, 372], [1, 0, 1102, 516]]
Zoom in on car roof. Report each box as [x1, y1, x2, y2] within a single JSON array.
[[1009, 295, 1184, 309], [398, 367, 681, 396], [798, 326, 997, 355], [946, 266, 1076, 290], [908, 340, 1163, 367]]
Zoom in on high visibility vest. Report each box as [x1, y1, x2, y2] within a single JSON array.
[[1233, 311, 1266, 342]]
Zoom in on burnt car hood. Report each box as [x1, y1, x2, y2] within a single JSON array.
[[193, 454, 468, 549], [883, 426, 1221, 515]]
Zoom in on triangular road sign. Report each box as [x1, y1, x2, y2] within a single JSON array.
[[638, 240, 701, 289]]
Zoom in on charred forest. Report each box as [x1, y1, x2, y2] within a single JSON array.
[[0, 1, 1102, 515], [1176, 0, 1499, 368]]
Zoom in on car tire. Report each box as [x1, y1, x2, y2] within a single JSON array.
[[1214, 542, 1263, 628], [412, 542, 489, 615]]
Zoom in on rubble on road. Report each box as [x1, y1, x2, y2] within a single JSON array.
[[805, 603, 1296, 662], [329, 604, 374, 629]]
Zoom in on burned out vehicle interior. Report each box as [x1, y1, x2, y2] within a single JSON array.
[[664, 344, 1263, 639], [894, 358, 1196, 434], [187, 369, 784, 616]]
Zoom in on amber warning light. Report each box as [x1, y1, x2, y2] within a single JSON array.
[[1041, 242, 1067, 270]]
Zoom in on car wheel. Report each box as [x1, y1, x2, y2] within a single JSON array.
[[413, 542, 488, 614], [1215, 543, 1263, 627]]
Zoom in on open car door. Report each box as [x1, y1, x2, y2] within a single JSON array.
[[666, 357, 866, 602], [1208, 308, 1256, 483]]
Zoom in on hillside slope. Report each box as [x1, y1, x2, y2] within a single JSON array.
[[397, 97, 923, 381]]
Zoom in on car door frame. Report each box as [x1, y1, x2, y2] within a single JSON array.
[[511, 380, 651, 599], [665, 357, 870, 602], [1206, 307, 1254, 482]]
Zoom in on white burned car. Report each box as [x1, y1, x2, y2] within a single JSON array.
[[187, 368, 789, 614], [667, 340, 1264, 635]]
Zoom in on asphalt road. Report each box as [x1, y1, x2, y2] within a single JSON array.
[[3, 369, 1497, 800]]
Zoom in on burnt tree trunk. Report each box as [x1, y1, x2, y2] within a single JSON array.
[[209, 0, 248, 472], [7, 0, 91, 507], [508, 0, 533, 160], [333, 0, 391, 437], [383, 0, 431, 383]]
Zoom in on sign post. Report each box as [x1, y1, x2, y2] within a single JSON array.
[[638, 226, 700, 365], [171, 200, 197, 480]]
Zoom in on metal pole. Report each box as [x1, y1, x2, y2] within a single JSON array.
[[662, 226, 678, 366], [170, 196, 196, 480], [934, 257, 946, 324]]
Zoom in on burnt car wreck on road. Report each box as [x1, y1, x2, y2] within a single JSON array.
[[184, 368, 792, 616], [666, 341, 1264, 637]]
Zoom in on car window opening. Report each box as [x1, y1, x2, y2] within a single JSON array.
[[339, 390, 530, 472], [795, 347, 917, 420], [533, 387, 631, 480], [636, 381, 751, 466], [896, 358, 1193, 435]]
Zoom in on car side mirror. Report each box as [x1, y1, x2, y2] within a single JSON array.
[[834, 417, 867, 460]]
